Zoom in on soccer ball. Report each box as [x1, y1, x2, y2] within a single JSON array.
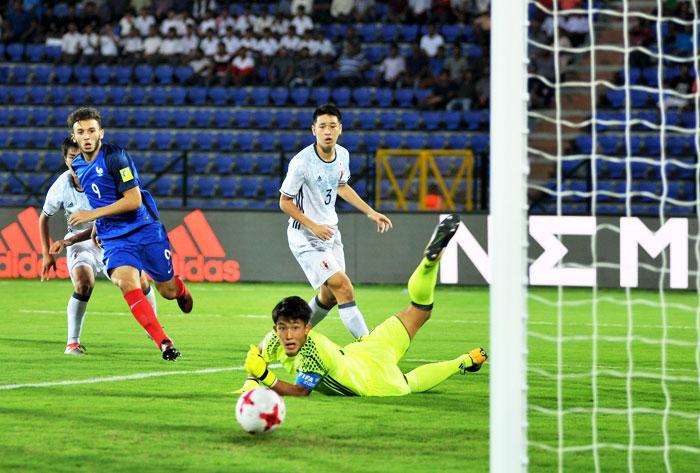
[[235, 387, 286, 434]]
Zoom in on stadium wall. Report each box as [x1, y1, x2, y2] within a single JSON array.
[[0, 206, 694, 289]]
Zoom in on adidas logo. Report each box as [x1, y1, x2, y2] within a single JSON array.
[[168, 209, 240, 282], [0, 207, 240, 282], [0, 207, 68, 278]]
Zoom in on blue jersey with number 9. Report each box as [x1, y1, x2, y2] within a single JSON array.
[[71, 142, 160, 240]]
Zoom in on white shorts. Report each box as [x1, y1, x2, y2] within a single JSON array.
[[65, 234, 106, 283], [287, 225, 345, 289]]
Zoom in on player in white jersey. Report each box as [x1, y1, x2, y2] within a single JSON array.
[[279, 104, 393, 339], [39, 137, 158, 355]]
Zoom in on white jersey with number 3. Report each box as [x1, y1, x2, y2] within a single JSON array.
[[280, 144, 351, 228]]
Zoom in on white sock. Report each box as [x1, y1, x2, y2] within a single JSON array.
[[338, 301, 369, 338], [67, 293, 89, 345], [144, 285, 158, 317], [308, 295, 334, 327]]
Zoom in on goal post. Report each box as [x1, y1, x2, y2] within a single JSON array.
[[489, 0, 529, 472]]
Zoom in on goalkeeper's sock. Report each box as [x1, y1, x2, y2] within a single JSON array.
[[67, 292, 89, 345], [405, 355, 465, 393], [143, 285, 158, 317], [308, 295, 335, 327], [407, 258, 439, 309], [338, 301, 369, 338], [124, 289, 167, 348]]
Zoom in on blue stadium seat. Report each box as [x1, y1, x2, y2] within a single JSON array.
[[25, 44, 45, 62], [209, 86, 228, 105], [423, 111, 442, 130], [219, 176, 238, 198], [311, 87, 331, 105], [190, 154, 211, 174], [239, 176, 260, 198], [471, 135, 489, 154], [230, 87, 248, 105], [258, 133, 276, 152], [94, 64, 112, 85], [174, 66, 193, 84], [462, 111, 484, 130], [110, 108, 130, 127], [256, 154, 278, 175], [31, 107, 51, 127], [444, 111, 462, 130], [132, 131, 151, 150], [73, 65, 92, 85], [0, 151, 21, 169], [11, 130, 32, 148], [151, 175, 178, 197], [175, 132, 192, 150], [236, 155, 255, 174], [606, 89, 625, 108], [233, 109, 252, 128], [666, 135, 686, 156], [380, 24, 399, 41], [250, 87, 270, 106], [86, 86, 108, 105], [575, 135, 593, 153], [6, 43, 24, 62], [194, 176, 218, 197], [188, 87, 207, 105], [171, 87, 186, 105], [400, 24, 419, 42], [395, 88, 414, 107], [151, 88, 169, 105], [404, 134, 426, 149], [441, 24, 461, 43], [45, 45, 62, 62], [12, 108, 30, 126], [290, 88, 310, 106], [197, 132, 215, 151], [328, 23, 347, 41], [237, 132, 256, 151], [279, 132, 298, 151], [375, 88, 393, 107], [169, 108, 189, 127], [447, 134, 469, 149], [212, 109, 233, 127], [340, 133, 361, 152], [214, 154, 234, 174], [128, 86, 149, 105], [401, 110, 420, 130], [364, 132, 383, 152], [253, 110, 273, 129], [259, 177, 280, 198], [153, 131, 174, 150], [0, 109, 8, 126], [357, 23, 379, 42], [599, 135, 621, 155], [0, 130, 11, 148], [54, 65, 73, 84], [132, 108, 154, 127], [352, 87, 373, 107], [113, 65, 132, 85], [134, 64, 154, 85], [384, 133, 402, 149], [192, 109, 211, 127], [357, 110, 378, 130], [10, 65, 30, 84], [275, 109, 295, 129], [216, 132, 235, 151], [111, 130, 131, 148], [270, 87, 289, 106], [154, 64, 174, 84]]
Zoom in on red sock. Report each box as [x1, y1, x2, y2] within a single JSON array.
[[175, 276, 186, 298], [124, 289, 168, 348]]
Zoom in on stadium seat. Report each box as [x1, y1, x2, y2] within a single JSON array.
[[311, 87, 331, 105], [174, 66, 193, 84], [219, 176, 238, 198], [233, 109, 252, 128], [427, 134, 448, 149], [258, 133, 276, 152], [275, 109, 295, 129], [209, 86, 229, 105], [471, 135, 489, 154], [340, 133, 361, 152], [151, 175, 178, 197], [237, 132, 256, 151], [45, 45, 62, 62], [352, 87, 374, 107], [575, 135, 593, 154], [132, 131, 151, 150], [606, 89, 625, 108], [375, 88, 393, 107], [188, 87, 207, 105], [153, 131, 174, 150], [290, 88, 310, 106], [270, 87, 289, 106], [358, 110, 379, 130], [111, 130, 131, 148], [256, 154, 279, 175], [441, 24, 462, 43], [192, 109, 212, 128], [170, 86, 186, 105], [6, 43, 24, 62], [213, 154, 233, 174], [400, 24, 419, 42], [129, 86, 149, 105], [239, 176, 260, 198], [154, 64, 174, 84], [151, 88, 169, 105], [259, 177, 280, 198], [175, 132, 193, 150], [170, 109, 190, 128], [279, 132, 298, 152], [25, 44, 45, 62], [194, 176, 218, 198], [0, 130, 11, 148], [599, 135, 621, 155], [134, 64, 154, 85], [401, 110, 420, 130], [54, 65, 73, 84], [73, 65, 92, 85], [10, 65, 30, 84], [230, 87, 248, 105], [113, 65, 132, 85], [132, 108, 154, 127], [364, 132, 383, 152], [423, 112, 442, 130], [213, 109, 233, 127], [380, 24, 399, 41], [216, 131, 236, 151], [197, 132, 215, 151], [11, 130, 33, 148], [395, 88, 414, 107], [383, 133, 402, 149], [31, 106, 51, 127], [253, 109, 273, 129], [93, 64, 112, 85], [250, 87, 270, 106], [235, 155, 255, 174], [444, 111, 462, 130], [404, 134, 426, 149]]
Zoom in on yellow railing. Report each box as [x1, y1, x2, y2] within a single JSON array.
[[374, 149, 474, 211]]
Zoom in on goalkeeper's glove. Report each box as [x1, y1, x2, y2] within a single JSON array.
[[244, 344, 278, 387], [233, 378, 260, 394]]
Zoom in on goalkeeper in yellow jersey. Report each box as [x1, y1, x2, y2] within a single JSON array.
[[238, 214, 487, 397]]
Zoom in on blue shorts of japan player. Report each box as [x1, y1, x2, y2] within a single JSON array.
[[66, 107, 193, 361]]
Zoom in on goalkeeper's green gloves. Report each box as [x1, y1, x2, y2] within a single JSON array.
[[233, 378, 260, 394], [244, 344, 278, 387]]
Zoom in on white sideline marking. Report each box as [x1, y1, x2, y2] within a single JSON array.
[[0, 366, 244, 391]]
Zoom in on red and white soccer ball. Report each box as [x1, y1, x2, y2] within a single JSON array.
[[235, 387, 286, 434]]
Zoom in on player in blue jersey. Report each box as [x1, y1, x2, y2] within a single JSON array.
[[39, 137, 160, 355], [65, 107, 193, 361]]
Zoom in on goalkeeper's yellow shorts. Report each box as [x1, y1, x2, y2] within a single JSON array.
[[342, 316, 411, 396]]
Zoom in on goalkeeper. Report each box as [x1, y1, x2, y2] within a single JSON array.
[[237, 214, 487, 397]]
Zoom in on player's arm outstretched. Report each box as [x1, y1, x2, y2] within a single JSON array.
[[336, 184, 393, 233], [68, 187, 142, 226], [242, 344, 311, 397]]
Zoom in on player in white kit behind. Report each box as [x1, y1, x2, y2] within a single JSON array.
[[39, 137, 158, 355], [279, 104, 393, 339]]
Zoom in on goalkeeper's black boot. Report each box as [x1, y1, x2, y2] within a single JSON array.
[[460, 347, 488, 373], [161, 339, 181, 361], [424, 213, 461, 261]]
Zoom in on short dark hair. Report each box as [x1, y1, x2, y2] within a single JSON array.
[[67, 107, 102, 129], [61, 136, 78, 158], [312, 103, 342, 125], [272, 296, 312, 324]]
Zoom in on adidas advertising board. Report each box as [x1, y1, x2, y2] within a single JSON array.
[[0, 209, 696, 289]]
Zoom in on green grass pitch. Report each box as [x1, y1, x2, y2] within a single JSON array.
[[0, 280, 697, 472]]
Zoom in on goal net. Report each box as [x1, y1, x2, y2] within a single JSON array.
[[491, 0, 700, 471]]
